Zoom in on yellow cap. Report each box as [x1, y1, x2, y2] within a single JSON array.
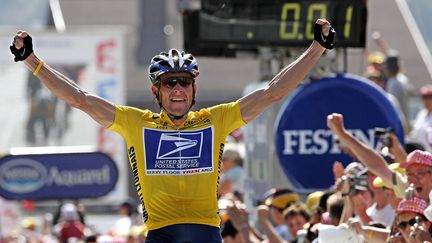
[[368, 51, 385, 64], [21, 217, 37, 229], [264, 189, 300, 209], [305, 191, 324, 211]]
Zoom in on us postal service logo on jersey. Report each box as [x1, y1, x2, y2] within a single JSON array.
[[143, 127, 214, 175]]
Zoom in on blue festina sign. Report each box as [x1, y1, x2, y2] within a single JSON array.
[[0, 152, 118, 200], [274, 74, 404, 190]]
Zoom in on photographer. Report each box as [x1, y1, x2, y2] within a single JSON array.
[[338, 162, 374, 225], [327, 113, 432, 203]]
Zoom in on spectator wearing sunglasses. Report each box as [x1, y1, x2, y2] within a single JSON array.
[[11, 19, 335, 242], [394, 197, 430, 242]]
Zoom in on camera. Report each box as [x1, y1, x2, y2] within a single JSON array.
[[341, 175, 369, 196], [374, 127, 393, 148]]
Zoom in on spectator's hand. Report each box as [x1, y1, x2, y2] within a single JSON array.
[[333, 161, 345, 181], [388, 132, 408, 164], [256, 205, 270, 223], [409, 221, 432, 243], [348, 193, 372, 225], [327, 113, 346, 135], [226, 200, 249, 231], [10, 31, 33, 62], [371, 31, 388, 52]]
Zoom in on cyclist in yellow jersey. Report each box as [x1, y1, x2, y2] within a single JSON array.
[[11, 19, 334, 242]]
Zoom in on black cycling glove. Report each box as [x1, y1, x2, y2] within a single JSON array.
[[314, 23, 335, 50], [10, 35, 33, 62]]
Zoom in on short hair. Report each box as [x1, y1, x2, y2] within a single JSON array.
[[223, 143, 243, 167], [327, 193, 344, 223], [283, 202, 311, 222]]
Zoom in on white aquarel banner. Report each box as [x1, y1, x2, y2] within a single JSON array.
[[0, 30, 128, 204]]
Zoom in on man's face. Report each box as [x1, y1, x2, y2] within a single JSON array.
[[406, 164, 432, 201], [152, 72, 196, 117], [396, 212, 422, 242]]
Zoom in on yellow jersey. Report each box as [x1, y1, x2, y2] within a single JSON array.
[[108, 100, 246, 230]]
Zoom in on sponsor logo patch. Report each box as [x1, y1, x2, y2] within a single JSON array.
[[143, 127, 214, 175]]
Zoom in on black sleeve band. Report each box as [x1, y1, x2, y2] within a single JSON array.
[[392, 171, 397, 186]]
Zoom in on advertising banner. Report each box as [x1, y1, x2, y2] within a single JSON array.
[[274, 74, 404, 189], [0, 152, 118, 200]]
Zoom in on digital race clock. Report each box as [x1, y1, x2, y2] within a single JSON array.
[[183, 0, 367, 56]]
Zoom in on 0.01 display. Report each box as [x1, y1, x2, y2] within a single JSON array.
[[183, 0, 367, 56]]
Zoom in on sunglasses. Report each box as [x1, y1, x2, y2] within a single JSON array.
[[160, 77, 194, 89], [397, 216, 426, 229]]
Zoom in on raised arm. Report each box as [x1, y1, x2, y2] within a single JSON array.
[[326, 113, 394, 188], [12, 31, 115, 128], [239, 18, 333, 122]]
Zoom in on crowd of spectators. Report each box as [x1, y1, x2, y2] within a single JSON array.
[[212, 34, 432, 243], [2, 201, 147, 243], [217, 114, 432, 243]]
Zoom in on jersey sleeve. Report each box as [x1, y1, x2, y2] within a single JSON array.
[[108, 105, 143, 138], [208, 100, 246, 137]]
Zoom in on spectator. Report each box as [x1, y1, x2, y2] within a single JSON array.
[[313, 190, 335, 226], [53, 201, 85, 226], [20, 217, 44, 243], [219, 143, 245, 199], [259, 188, 300, 242], [366, 51, 387, 85], [365, 167, 397, 227], [399, 149, 432, 201], [283, 203, 311, 242], [410, 84, 432, 151], [338, 162, 374, 225], [53, 203, 88, 243], [327, 113, 432, 202], [372, 163, 404, 210], [305, 191, 324, 213], [384, 49, 413, 122], [365, 69, 408, 130], [394, 197, 430, 242], [111, 201, 135, 237], [326, 193, 344, 226]]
